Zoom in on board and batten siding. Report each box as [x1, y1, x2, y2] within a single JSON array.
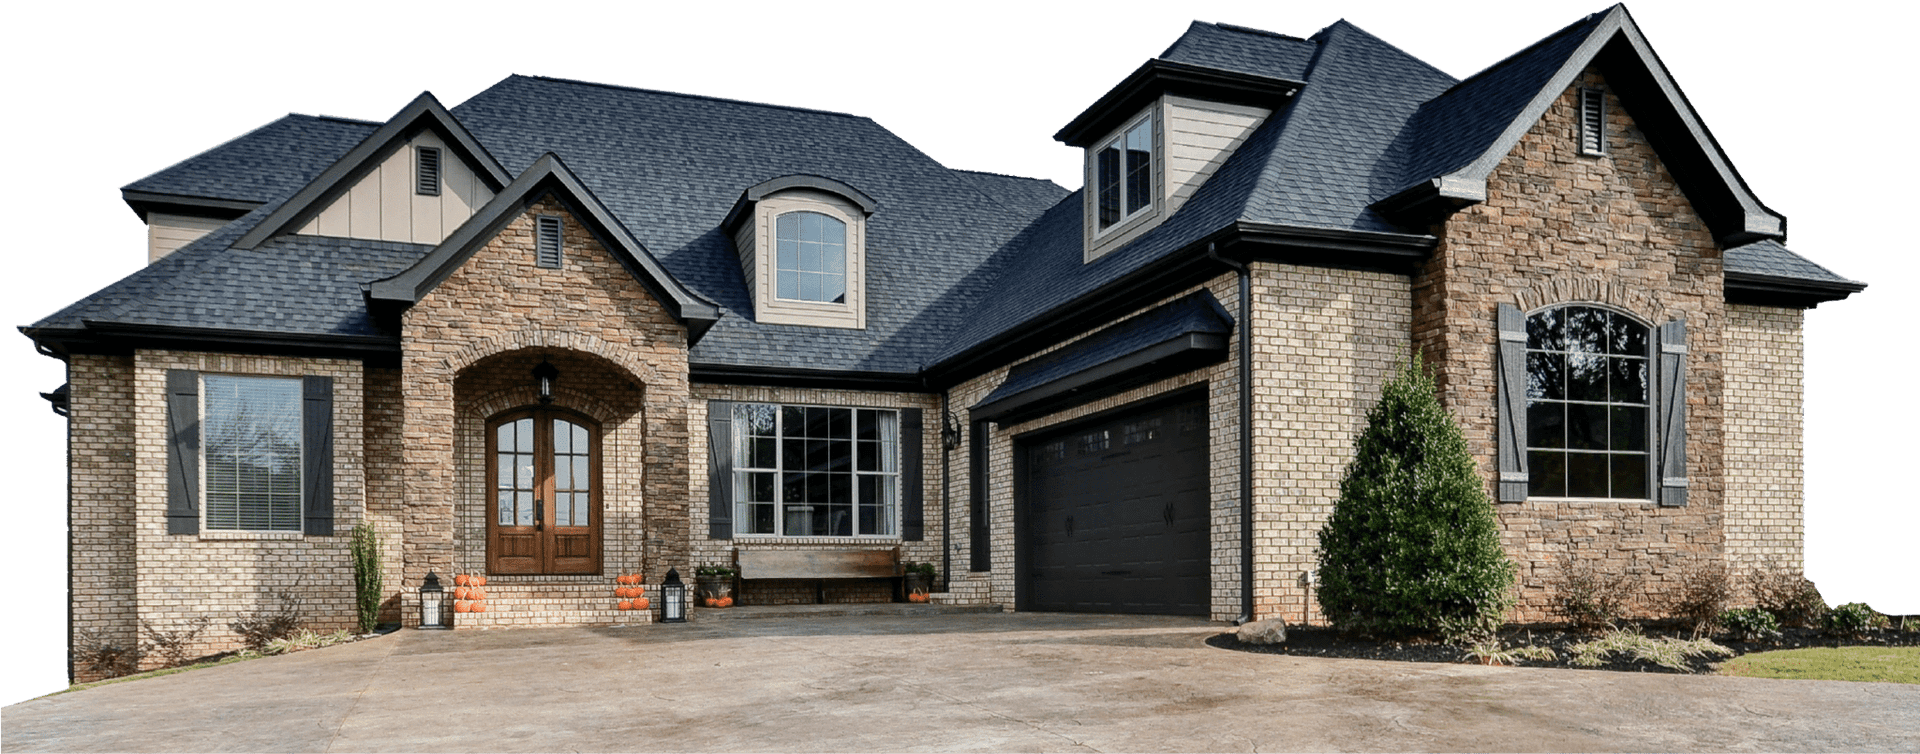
[[1162, 96, 1269, 217], [146, 213, 230, 264], [298, 131, 494, 245]]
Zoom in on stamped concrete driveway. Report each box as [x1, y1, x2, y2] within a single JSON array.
[[6, 611, 1918, 752]]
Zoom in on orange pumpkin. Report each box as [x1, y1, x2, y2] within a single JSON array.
[[719, 597, 734, 608], [476, 576, 488, 587], [613, 587, 626, 598], [454, 574, 471, 587], [454, 600, 471, 613], [633, 597, 651, 610], [631, 586, 646, 597], [617, 600, 633, 611], [473, 601, 487, 613], [471, 588, 487, 601], [453, 587, 470, 600]]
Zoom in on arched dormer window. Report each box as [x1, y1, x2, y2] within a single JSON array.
[[723, 175, 874, 329], [775, 211, 846, 304]]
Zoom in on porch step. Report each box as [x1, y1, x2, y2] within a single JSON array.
[[690, 602, 1004, 621], [933, 578, 993, 606], [453, 581, 655, 630]]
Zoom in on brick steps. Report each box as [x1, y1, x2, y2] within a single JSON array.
[[453, 582, 654, 629]]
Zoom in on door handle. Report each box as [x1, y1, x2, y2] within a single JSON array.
[[1064, 516, 1074, 537], [535, 500, 544, 531], [1164, 502, 1175, 527]]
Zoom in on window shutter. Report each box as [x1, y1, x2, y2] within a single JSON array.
[[1657, 319, 1689, 507], [1495, 303, 1530, 502], [165, 369, 201, 535], [302, 376, 335, 535], [968, 420, 991, 571], [1580, 88, 1607, 155], [536, 216, 563, 269], [900, 408, 924, 541], [707, 401, 734, 539], [415, 146, 441, 196]]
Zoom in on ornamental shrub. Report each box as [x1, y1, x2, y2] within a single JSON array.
[[1718, 607, 1781, 643], [350, 523, 383, 634], [1316, 353, 1515, 641], [1824, 602, 1884, 639]]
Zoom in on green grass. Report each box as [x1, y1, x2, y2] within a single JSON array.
[[1720, 646, 1920, 684]]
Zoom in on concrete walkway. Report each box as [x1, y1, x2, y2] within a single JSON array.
[[5, 612, 1918, 752]]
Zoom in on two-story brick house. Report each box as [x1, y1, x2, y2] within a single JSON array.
[[26, 4, 1861, 680]]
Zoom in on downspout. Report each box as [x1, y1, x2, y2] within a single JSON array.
[[1206, 242, 1256, 626], [939, 391, 952, 593]]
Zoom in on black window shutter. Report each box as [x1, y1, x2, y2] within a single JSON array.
[[303, 376, 335, 535], [1657, 319, 1689, 507], [968, 420, 991, 571], [900, 408, 924, 541], [707, 401, 734, 539], [165, 369, 201, 535], [1495, 303, 1530, 502]]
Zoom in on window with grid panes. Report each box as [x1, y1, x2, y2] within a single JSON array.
[[1524, 305, 1651, 499], [202, 375, 304, 531], [732, 404, 898, 537]]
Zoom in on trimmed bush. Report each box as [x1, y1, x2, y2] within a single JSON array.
[[1669, 561, 1735, 638], [1824, 602, 1884, 639], [1719, 607, 1782, 643], [1549, 547, 1636, 632], [350, 523, 383, 633], [1745, 562, 1827, 628], [1316, 353, 1515, 641]]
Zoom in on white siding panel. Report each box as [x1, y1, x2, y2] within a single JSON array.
[[315, 191, 350, 237], [346, 166, 382, 238], [443, 153, 482, 236], [295, 130, 492, 245], [378, 150, 412, 241], [146, 213, 228, 264]]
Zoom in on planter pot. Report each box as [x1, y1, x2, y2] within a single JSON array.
[[904, 573, 932, 600], [695, 576, 733, 603]]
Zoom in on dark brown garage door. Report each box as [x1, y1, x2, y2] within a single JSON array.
[[1016, 395, 1210, 615]]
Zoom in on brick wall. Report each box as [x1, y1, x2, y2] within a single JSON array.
[[400, 196, 691, 626], [68, 354, 136, 682], [688, 385, 942, 604], [1723, 304, 1804, 570], [1419, 69, 1728, 620]]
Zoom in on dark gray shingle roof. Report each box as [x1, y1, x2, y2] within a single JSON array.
[[123, 114, 380, 206], [1725, 239, 1855, 284], [1159, 21, 1318, 82]]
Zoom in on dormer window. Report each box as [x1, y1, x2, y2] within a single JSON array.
[[1097, 117, 1154, 230], [775, 212, 847, 303], [723, 175, 876, 330]]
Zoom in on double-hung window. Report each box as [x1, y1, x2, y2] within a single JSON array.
[[732, 403, 898, 537], [1096, 116, 1154, 231], [203, 375, 305, 531]]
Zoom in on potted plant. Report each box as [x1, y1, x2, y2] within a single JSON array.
[[694, 565, 736, 607], [904, 562, 936, 602]]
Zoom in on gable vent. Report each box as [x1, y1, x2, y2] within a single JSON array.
[[415, 146, 442, 196], [536, 216, 564, 268], [1579, 87, 1608, 156]]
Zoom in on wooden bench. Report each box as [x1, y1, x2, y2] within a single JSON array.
[[734, 547, 903, 604]]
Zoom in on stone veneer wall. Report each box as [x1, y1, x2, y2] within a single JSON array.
[[67, 350, 369, 679], [1723, 304, 1805, 570], [688, 385, 941, 605], [68, 354, 136, 682], [400, 197, 691, 625], [1418, 69, 1728, 621]]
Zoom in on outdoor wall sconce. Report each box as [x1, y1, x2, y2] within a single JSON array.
[[419, 571, 449, 629], [533, 359, 559, 405], [941, 410, 961, 451], [661, 567, 688, 623]]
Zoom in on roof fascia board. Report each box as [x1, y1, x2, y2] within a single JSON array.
[[969, 332, 1227, 423], [234, 92, 513, 250], [368, 153, 721, 342], [720, 174, 879, 232], [689, 363, 925, 391], [926, 222, 1434, 387], [119, 190, 261, 222], [34, 320, 402, 363], [1377, 6, 1785, 244], [1725, 271, 1865, 308], [1055, 59, 1304, 147]]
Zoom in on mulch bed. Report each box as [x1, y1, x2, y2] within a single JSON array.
[[1208, 622, 1920, 674]]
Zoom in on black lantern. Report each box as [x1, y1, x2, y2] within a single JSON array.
[[533, 360, 559, 405], [419, 571, 449, 629], [660, 567, 688, 623], [941, 410, 961, 451]]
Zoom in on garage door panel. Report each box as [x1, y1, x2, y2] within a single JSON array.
[[1019, 396, 1210, 616]]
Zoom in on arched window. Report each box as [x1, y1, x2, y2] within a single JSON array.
[[774, 211, 846, 304], [1523, 305, 1650, 499]]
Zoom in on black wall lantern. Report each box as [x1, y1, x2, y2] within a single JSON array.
[[661, 567, 688, 623], [419, 571, 449, 629], [533, 359, 559, 405]]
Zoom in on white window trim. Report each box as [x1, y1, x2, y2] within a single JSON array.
[[1083, 106, 1164, 263], [741, 190, 866, 329], [731, 403, 901, 539], [200, 373, 306, 533]]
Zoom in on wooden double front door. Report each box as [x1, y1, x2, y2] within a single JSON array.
[[487, 408, 602, 574]]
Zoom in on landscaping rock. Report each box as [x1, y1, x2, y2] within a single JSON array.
[[1237, 618, 1288, 645]]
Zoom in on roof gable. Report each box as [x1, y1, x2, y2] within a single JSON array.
[[369, 153, 720, 342], [1373, 4, 1786, 245], [235, 92, 513, 249]]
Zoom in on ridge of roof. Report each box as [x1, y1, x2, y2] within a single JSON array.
[[1208, 22, 1309, 43], [1436, 8, 1610, 96], [517, 74, 871, 121]]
